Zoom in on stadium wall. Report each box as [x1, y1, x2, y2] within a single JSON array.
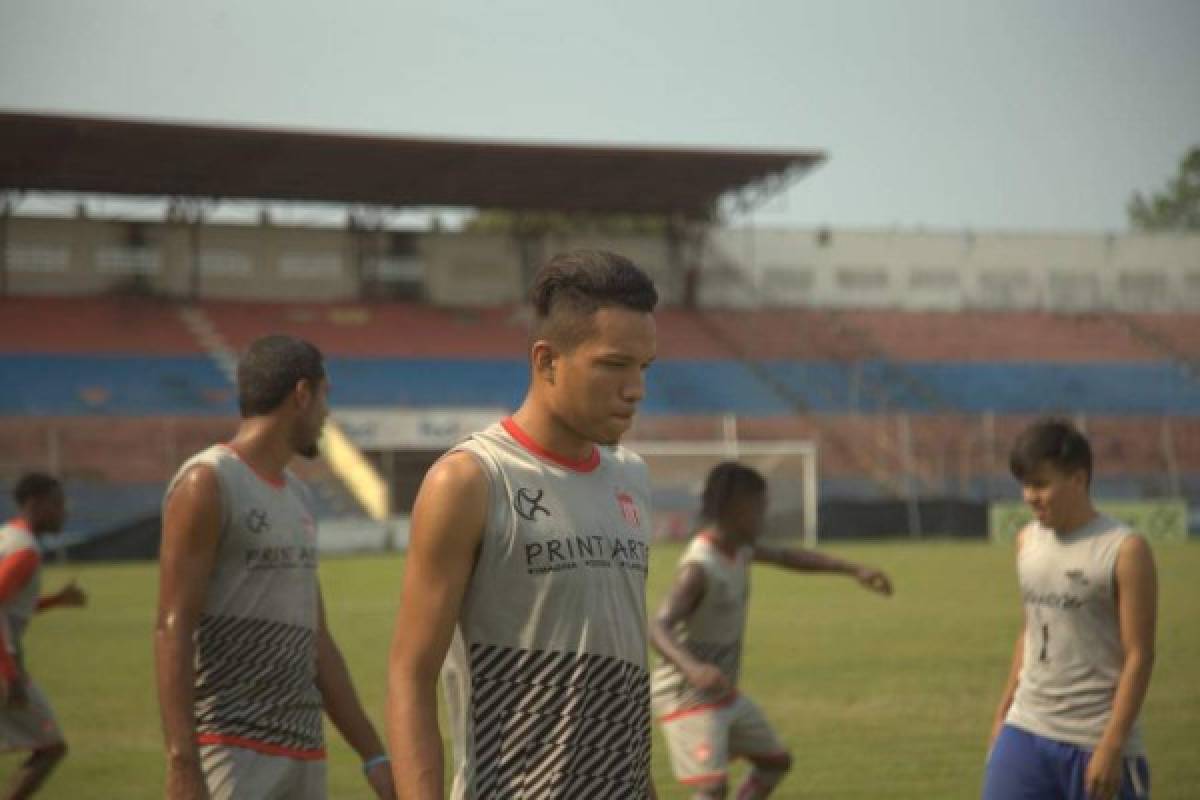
[[5, 215, 1198, 311]]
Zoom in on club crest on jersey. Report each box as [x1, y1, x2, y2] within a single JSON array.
[[244, 508, 271, 534], [1065, 569, 1089, 587], [616, 491, 640, 527], [514, 488, 550, 521]]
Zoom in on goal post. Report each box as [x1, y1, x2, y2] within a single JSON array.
[[629, 440, 820, 547]]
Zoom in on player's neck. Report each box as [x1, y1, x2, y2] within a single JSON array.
[[228, 419, 294, 481], [702, 525, 742, 553], [509, 404, 596, 464], [1051, 503, 1098, 536]]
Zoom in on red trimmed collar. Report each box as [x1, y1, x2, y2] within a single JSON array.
[[221, 443, 286, 488], [501, 417, 601, 473]]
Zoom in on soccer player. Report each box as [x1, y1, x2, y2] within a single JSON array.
[[0, 473, 86, 800], [983, 419, 1156, 800], [155, 335, 394, 800], [387, 250, 659, 799], [650, 461, 893, 800]]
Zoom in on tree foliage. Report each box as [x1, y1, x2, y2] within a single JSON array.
[[1128, 146, 1200, 232]]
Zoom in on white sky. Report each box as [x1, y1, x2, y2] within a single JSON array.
[[2, 0, 1198, 232]]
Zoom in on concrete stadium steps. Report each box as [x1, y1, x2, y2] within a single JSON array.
[[3, 296, 1198, 417], [198, 300, 530, 358], [695, 308, 865, 361], [0, 416, 235, 483], [0, 295, 201, 354], [1, 295, 1188, 365], [6, 354, 1200, 416], [834, 310, 1161, 362], [0, 354, 236, 414], [201, 302, 747, 360], [1126, 313, 1200, 359]]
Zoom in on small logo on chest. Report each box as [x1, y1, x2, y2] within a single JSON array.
[[244, 509, 271, 535], [616, 491, 641, 527], [1064, 569, 1089, 587], [514, 488, 550, 521]]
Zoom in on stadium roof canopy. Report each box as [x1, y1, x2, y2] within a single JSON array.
[[0, 111, 825, 219]]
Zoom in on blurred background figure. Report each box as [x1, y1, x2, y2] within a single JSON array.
[[0, 473, 86, 800]]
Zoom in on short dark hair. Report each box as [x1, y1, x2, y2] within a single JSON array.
[[14, 472, 61, 506], [700, 461, 767, 521], [1009, 417, 1093, 484], [529, 250, 658, 351], [237, 335, 326, 417]]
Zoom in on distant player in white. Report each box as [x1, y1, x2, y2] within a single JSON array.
[[650, 461, 893, 799], [984, 418, 1156, 800], [0, 473, 86, 799]]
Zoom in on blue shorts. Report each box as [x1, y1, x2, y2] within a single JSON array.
[[982, 725, 1149, 800]]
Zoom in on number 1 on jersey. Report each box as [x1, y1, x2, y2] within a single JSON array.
[[1039, 623, 1050, 663]]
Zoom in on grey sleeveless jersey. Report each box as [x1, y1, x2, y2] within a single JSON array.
[[164, 444, 324, 758], [1006, 514, 1144, 754], [442, 419, 654, 799], [651, 533, 750, 716], [0, 521, 41, 663]]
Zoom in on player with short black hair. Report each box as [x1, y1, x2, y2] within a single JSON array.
[[651, 462, 893, 799], [388, 250, 660, 798], [984, 418, 1156, 800], [0, 472, 86, 800], [155, 334, 393, 800]]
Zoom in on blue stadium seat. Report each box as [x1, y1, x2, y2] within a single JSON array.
[[5, 354, 1200, 416]]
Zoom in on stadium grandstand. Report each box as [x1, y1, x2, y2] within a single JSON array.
[[2, 111, 1198, 553]]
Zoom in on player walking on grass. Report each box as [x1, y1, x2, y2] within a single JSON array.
[[984, 418, 1156, 800], [0, 473, 86, 800], [650, 461, 893, 799], [155, 335, 394, 800], [388, 251, 660, 799]]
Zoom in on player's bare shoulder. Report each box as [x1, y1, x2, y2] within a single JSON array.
[[420, 449, 488, 502], [1014, 522, 1036, 556], [163, 462, 221, 517], [1115, 530, 1156, 578], [410, 449, 490, 555]]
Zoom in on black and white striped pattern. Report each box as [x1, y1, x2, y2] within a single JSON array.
[[194, 614, 323, 751], [470, 643, 651, 799]]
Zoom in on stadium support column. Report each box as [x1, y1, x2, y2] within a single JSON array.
[[666, 214, 684, 307], [188, 209, 202, 300], [349, 206, 384, 301], [513, 214, 547, 295], [668, 213, 706, 310], [0, 191, 15, 297], [899, 413, 923, 538], [169, 198, 206, 301], [1161, 418, 1181, 498]]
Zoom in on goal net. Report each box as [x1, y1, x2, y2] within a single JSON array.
[[629, 440, 819, 546]]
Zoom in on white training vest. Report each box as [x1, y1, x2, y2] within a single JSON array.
[[442, 419, 654, 799], [164, 444, 324, 758], [650, 532, 750, 716], [1006, 514, 1144, 754], [0, 521, 41, 663]]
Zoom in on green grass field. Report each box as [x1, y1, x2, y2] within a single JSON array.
[[9, 541, 1199, 799]]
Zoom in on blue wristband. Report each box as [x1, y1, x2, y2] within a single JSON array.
[[363, 754, 390, 775]]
